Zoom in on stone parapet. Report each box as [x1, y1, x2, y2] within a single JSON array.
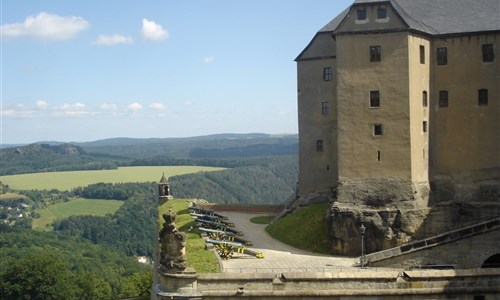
[[195, 269, 500, 299]]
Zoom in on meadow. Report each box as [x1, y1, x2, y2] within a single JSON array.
[[32, 198, 123, 230], [0, 166, 224, 191]]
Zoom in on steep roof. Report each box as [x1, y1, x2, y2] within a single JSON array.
[[159, 173, 168, 184], [330, 0, 500, 35], [389, 0, 500, 35]]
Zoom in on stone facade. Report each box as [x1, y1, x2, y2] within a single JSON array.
[[296, 0, 500, 256]]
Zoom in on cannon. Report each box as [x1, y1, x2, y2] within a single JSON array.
[[205, 238, 264, 260], [199, 227, 253, 246], [190, 212, 235, 227], [188, 206, 228, 220], [194, 218, 243, 235]]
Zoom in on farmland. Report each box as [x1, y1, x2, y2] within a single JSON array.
[[32, 198, 124, 230], [0, 166, 225, 191]]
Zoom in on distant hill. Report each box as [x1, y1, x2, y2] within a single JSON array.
[[0, 143, 126, 176], [78, 133, 298, 159]]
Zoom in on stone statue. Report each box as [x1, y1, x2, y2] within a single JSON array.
[[158, 209, 187, 272]]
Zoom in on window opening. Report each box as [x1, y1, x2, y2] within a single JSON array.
[[373, 124, 383, 136], [439, 90, 448, 107], [323, 67, 332, 81], [370, 46, 381, 62], [370, 90, 380, 108], [321, 101, 329, 115], [423, 121, 427, 133], [478, 89, 488, 106], [437, 47, 447, 65], [422, 91, 428, 107], [377, 151, 381, 161], [420, 45, 425, 64], [316, 140, 324, 152], [357, 7, 366, 20], [482, 44, 494, 62], [377, 7, 387, 19]]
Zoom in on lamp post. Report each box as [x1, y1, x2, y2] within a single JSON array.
[[360, 223, 366, 268]]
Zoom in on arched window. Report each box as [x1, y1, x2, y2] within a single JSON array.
[[482, 254, 500, 268]]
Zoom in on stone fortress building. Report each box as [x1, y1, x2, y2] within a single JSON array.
[[295, 0, 499, 261]]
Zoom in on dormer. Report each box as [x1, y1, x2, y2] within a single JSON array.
[[335, 1, 408, 35]]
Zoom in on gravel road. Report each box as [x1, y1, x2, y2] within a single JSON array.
[[217, 211, 357, 273]]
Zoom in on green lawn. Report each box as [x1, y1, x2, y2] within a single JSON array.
[[32, 198, 123, 230], [0, 166, 224, 191], [266, 202, 330, 254]]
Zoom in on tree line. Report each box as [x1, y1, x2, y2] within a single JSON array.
[[0, 227, 151, 299]]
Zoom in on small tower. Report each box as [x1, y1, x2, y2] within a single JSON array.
[[158, 173, 173, 205]]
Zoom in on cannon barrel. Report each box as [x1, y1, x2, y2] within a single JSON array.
[[205, 238, 242, 247], [199, 227, 252, 246], [195, 219, 244, 235], [191, 213, 235, 227], [199, 227, 236, 237], [189, 206, 228, 220]]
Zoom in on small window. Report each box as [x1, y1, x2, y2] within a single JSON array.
[[420, 45, 425, 64], [478, 89, 488, 106], [377, 150, 381, 162], [437, 47, 447, 65], [370, 46, 381, 62], [373, 124, 383, 136], [377, 7, 387, 19], [439, 90, 448, 107], [357, 7, 366, 20], [423, 121, 427, 133], [321, 101, 329, 115], [482, 44, 494, 62], [323, 67, 332, 81], [316, 140, 324, 152], [422, 91, 428, 107], [370, 90, 380, 108]]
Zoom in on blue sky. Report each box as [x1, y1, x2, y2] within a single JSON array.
[[1, 0, 352, 144]]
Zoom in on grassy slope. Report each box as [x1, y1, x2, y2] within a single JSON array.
[[266, 202, 330, 254], [0, 166, 224, 191], [159, 199, 220, 273], [32, 198, 123, 230]]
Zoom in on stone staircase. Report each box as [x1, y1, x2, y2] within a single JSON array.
[[361, 216, 500, 266]]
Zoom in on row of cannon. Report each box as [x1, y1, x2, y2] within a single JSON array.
[[189, 205, 264, 260]]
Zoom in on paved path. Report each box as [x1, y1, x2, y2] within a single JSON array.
[[217, 211, 358, 273]]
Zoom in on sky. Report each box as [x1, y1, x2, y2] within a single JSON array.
[[1, 0, 353, 144]]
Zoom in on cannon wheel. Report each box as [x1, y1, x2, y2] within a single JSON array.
[[215, 243, 234, 260]]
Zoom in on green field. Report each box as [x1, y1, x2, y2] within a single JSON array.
[[32, 198, 123, 230], [0, 166, 224, 191], [0, 192, 26, 201]]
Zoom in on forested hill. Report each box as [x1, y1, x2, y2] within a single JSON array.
[[78, 133, 298, 159], [0, 133, 298, 176], [0, 143, 126, 176]]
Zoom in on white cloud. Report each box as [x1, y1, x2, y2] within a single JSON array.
[[93, 34, 133, 45], [100, 102, 118, 111], [1, 108, 34, 118], [126, 102, 143, 112], [35, 100, 48, 110], [149, 102, 167, 110], [203, 56, 215, 64], [1, 12, 90, 40], [53, 102, 89, 116], [141, 18, 168, 41]]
